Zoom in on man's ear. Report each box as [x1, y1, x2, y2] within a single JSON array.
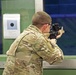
[[40, 24, 48, 32], [43, 24, 48, 30]]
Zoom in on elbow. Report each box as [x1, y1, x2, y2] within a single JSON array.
[[56, 54, 64, 63], [50, 55, 64, 65], [58, 55, 64, 62]]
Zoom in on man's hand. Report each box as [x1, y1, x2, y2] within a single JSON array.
[[56, 27, 65, 39]]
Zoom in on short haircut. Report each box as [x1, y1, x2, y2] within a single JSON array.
[[32, 11, 52, 27]]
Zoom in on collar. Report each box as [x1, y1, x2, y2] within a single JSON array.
[[27, 24, 42, 33]]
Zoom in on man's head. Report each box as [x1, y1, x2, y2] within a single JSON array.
[[32, 11, 52, 33]]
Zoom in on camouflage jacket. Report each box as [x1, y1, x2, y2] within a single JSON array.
[[3, 25, 64, 75]]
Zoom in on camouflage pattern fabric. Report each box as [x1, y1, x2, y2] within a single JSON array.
[[2, 25, 64, 75]]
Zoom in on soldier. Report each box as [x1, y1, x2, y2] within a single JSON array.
[[2, 11, 64, 75]]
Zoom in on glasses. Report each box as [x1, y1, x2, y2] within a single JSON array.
[[48, 23, 52, 29], [48, 23, 52, 26]]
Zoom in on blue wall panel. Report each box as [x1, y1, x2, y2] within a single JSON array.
[[44, 0, 76, 55]]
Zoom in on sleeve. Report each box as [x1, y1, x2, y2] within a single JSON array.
[[33, 36, 64, 65]]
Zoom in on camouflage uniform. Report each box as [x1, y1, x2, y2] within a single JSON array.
[[2, 25, 64, 75]]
